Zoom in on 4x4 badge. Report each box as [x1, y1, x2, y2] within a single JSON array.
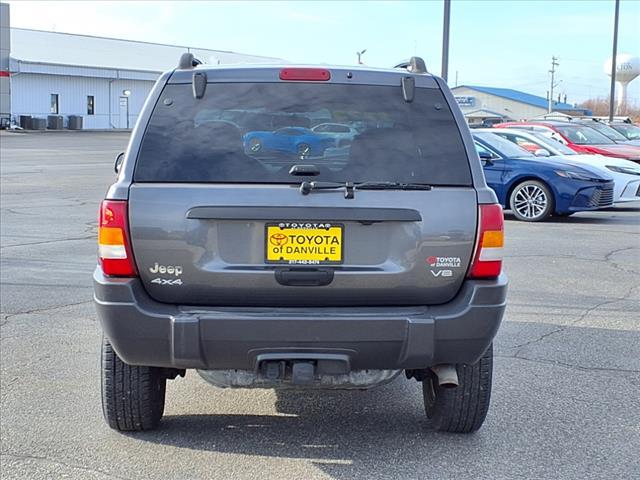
[[151, 278, 183, 286]]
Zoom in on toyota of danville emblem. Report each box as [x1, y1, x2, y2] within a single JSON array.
[[427, 256, 461, 268], [269, 232, 289, 246]]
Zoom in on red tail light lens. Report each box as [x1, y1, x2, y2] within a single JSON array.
[[98, 200, 137, 276], [279, 68, 331, 81], [468, 204, 504, 279]]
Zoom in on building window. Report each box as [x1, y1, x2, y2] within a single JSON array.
[[50, 94, 59, 114], [87, 96, 95, 115]]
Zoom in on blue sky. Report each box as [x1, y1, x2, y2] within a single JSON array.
[[6, 0, 640, 104]]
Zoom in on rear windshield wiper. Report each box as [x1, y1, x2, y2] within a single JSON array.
[[356, 181, 432, 191], [300, 181, 431, 199]]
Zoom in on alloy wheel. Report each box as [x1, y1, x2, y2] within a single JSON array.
[[513, 184, 548, 220]]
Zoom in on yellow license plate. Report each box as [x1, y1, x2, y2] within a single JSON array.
[[265, 223, 343, 265]]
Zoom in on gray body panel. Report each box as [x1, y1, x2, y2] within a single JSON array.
[[94, 268, 507, 370], [129, 184, 477, 306]]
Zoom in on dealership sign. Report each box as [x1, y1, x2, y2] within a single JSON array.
[[455, 96, 475, 107]]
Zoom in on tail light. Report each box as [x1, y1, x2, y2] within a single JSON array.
[[468, 204, 504, 279], [98, 200, 137, 276]]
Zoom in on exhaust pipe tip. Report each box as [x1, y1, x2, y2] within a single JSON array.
[[430, 364, 459, 388]]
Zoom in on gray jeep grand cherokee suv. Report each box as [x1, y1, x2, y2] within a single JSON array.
[[94, 55, 508, 434]]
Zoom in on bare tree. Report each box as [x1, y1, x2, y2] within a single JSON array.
[[578, 98, 639, 121]]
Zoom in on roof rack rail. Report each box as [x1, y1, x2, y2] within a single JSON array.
[[393, 56, 428, 74], [178, 52, 203, 69]]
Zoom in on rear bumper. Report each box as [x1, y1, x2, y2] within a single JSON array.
[[94, 267, 508, 371]]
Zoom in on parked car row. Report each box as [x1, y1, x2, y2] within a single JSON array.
[[574, 118, 640, 146], [473, 132, 614, 221], [487, 128, 640, 203], [472, 119, 640, 221], [495, 120, 640, 161]]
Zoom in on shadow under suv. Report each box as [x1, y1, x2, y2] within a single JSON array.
[[94, 55, 508, 434]]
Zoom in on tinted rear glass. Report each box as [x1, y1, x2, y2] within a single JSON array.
[[611, 123, 640, 140], [554, 125, 614, 145], [529, 132, 577, 155], [473, 132, 535, 158], [579, 121, 628, 141], [134, 82, 471, 185]]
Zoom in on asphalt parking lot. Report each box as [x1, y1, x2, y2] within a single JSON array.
[[1, 131, 639, 480]]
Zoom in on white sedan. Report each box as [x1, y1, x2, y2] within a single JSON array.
[[482, 128, 640, 203], [311, 123, 359, 147]]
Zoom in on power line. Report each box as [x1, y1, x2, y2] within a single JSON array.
[[510, 80, 548, 88], [561, 57, 603, 64]]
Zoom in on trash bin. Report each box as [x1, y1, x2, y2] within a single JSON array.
[[68, 115, 83, 130], [47, 115, 64, 130], [19, 115, 32, 129], [31, 118, 47, 130]]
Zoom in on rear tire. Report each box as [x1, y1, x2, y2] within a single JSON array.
[[422, 344, 493, 433], [509, 180, 554, 222], [101, 336, 166, 432]]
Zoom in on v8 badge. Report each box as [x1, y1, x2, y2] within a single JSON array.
[[431, 270, 452, 277]]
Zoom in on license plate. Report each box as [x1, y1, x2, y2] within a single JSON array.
[[265, 222, 343, 265]]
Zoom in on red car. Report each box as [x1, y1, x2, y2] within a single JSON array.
[[495, 121, 640, 162]]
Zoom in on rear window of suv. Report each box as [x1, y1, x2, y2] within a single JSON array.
[[134, 82, 472, 185]]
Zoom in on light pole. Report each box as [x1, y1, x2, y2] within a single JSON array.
[[356, 49, 367, 65], [441, 0, 451, 82], [608, 0, 620, 121], [122, 89, 131, 129]]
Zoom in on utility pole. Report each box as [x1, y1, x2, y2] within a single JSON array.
[[441, 0, 451, 82], [548, 56, 559, 113], [608, 0, 620, 121]]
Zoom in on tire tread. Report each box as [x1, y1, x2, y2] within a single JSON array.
[[101, 336, 165, 432], [423, 344, 493, 433]]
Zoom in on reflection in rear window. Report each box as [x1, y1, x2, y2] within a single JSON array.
[[134, 83, 472, 185]]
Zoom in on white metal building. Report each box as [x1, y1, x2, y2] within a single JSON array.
[[451, 85, 591, 125], [0, 3, 9, 126], [4, 23, 283, 129]]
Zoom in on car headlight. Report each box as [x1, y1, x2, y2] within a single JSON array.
[[554, 170, 596, 181], [606, 165, 640, 176]]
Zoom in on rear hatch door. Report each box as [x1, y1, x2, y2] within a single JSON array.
[[129, 74, 477, 306]]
